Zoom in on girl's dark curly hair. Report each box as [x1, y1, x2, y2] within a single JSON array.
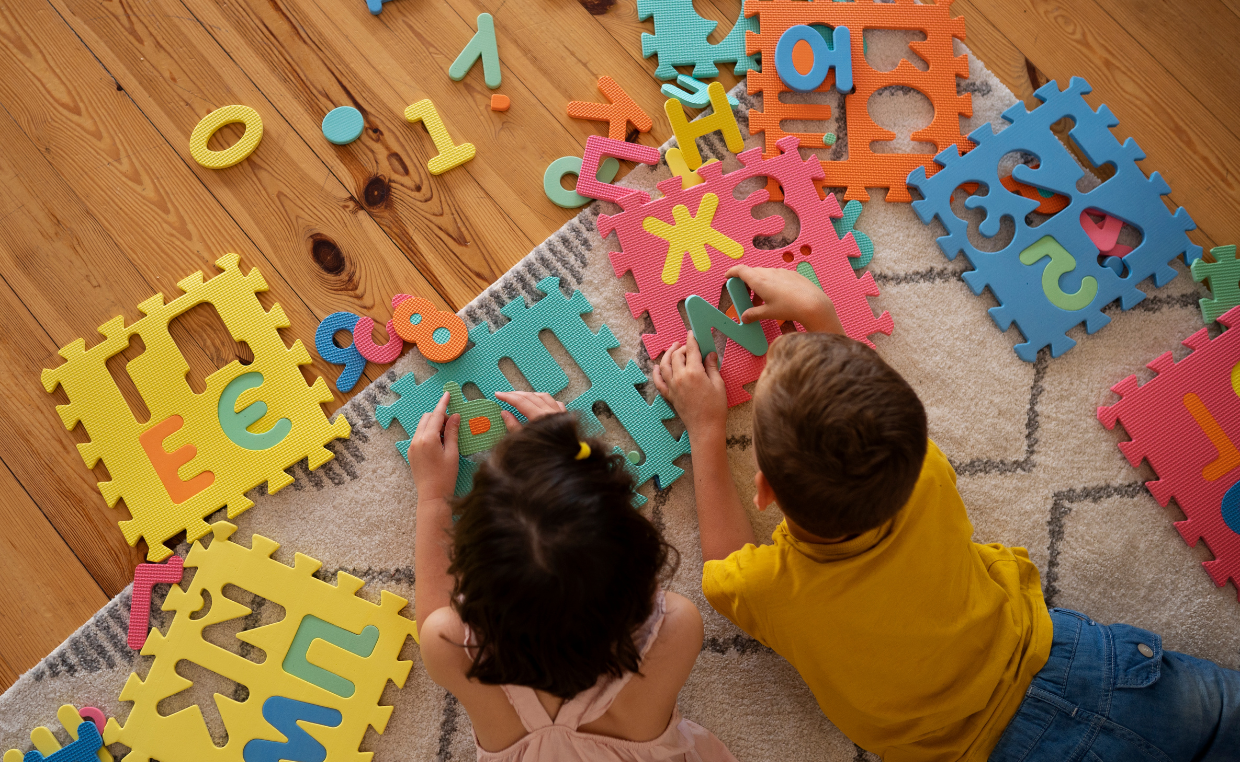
[[448, 411, 677, 699]]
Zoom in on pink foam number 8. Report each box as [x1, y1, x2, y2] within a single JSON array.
[[353, 294, 412, 364]]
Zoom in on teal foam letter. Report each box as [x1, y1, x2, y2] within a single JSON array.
[[685, 277, 768, 359]]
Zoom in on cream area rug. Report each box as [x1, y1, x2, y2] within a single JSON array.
[[3, 34, 1236, 762]]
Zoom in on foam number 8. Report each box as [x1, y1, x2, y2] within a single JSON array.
[[392, 298, 468, 363], [1020, 236, 1098, 312]]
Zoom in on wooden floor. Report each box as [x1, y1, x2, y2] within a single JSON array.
[[0, 0, 1236, 691]]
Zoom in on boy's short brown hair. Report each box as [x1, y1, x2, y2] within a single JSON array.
[[753, 333, 928, 538]]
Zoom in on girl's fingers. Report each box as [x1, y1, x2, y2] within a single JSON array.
[[501, 410, 522, 431], [443, 413, 460, 453]]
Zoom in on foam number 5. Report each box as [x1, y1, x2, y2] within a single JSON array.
[[218, 372, 292, 450], [1019, 236, 1098, 311], [392, 297, 468, 363]]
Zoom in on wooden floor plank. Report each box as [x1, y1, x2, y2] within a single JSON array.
[[176, 0, 537, 304], [963, 0, 1240, 249], [42, 0, 461, 317], [1091, 0, 1240, 145], [0, 458, 109, 692], [952, 0, 1038, 105]]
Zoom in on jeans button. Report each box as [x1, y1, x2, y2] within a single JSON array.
[[1138, 643, 1154, 658]]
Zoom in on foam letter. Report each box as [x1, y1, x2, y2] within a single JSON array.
[[448, 13, 501, 88], [575, 136, 660, 209], [664, 81, 744, 170], [775, 24, 852, 93], [282, 616, 379, 698], [685, 277, 768, 358], [242, 697, 342, 762], [217, 372, 292, 451], [128, 556, 184, 649], [139, 415, 215, 504]]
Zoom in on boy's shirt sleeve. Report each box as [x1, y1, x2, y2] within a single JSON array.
[[702, 543, 770, 645]]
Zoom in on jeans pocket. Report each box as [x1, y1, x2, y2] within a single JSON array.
[[1108, 623, 1162, 689]]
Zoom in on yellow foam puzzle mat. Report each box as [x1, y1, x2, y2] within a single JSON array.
[[40, 254, 352, 561], [189, 106, 264, 169], [4, 705, 112, 762], [103, 522, 418, 762]]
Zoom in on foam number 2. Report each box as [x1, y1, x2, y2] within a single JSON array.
[[392, 297, 468, 363], [1020, 236, 1098, 311], [217, 372, 292, 450]]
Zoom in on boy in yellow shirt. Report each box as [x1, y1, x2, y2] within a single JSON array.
[[654, 265, 1240, 761]]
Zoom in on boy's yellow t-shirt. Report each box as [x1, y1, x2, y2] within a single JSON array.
[[702, 441, 1052, 762]]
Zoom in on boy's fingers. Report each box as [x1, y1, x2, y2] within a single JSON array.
[[705, 351, 720, 377], [652, 365, 669, 395], [740, 304, 773, 324], [685, 331, 704, 361]]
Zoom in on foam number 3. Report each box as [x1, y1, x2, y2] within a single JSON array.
[[218, 372, 292, 450], [1019, 236, 1098, 311], [392, 297, 468, 363], [404, 99, 475, 175]]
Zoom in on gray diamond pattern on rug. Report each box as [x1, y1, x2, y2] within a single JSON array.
[[4, 41, 1238, 762]]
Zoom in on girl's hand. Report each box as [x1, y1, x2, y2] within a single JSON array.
[[408, 391, 460, 502], [725, 265, 844, 335], [494, 391, 566, 431], [652, 332, 727, 438]]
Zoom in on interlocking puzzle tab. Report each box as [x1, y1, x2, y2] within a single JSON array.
[[103, 522, 417, 761], [1193, 245, 1240, 324], [444, 382, 508, 456], [129, 555, 185, 649], [908, 77, 1202, 362], [375, 278, 691, 501], [638, 0, 758, 80], [40, 254, 351, 561], [4, 706, 113, 762], [745, 0, 973, 202], [567, 77, 653, 141], [1098, 306, 1240, 597], [599, 135, 893, 362]]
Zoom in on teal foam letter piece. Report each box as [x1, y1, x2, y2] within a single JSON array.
[[243, 697, 342, 762], [444, 381, 507, 456], [543, 155, 620, 209], [218, 372, 292, 451], [1192, 244, 1240, 324], [685, 277, 768, 359], [449, 13, 501, 89], [660, 75, 739, 109], [281, 615, 379, 698]]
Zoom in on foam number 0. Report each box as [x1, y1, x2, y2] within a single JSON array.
[[404, 99, 475, 175], [217, 372, 292, 450], [392, 297, 468, 363], [189, 105, 263, 169], [1019, 236, 1098, 312]]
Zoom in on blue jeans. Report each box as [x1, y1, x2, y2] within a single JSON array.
[[989, 608, 1240, 761]]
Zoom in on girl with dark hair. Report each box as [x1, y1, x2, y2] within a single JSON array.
[[408, 389, 736, 762]]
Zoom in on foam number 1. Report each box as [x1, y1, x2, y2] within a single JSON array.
[[404, 99, 475, 175], [392, 297, 468, 363], [1020, 236, 1098, 311]]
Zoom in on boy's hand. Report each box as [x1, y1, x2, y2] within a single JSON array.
[[494, 391, 566, 431], [653, 332, 727, 438], [726, 265, 844, 335], [408, 391, 460, 502]]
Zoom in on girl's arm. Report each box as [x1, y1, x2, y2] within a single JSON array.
[[409, 391, 460, 638]]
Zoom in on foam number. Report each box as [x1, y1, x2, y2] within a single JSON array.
[[353, 294, 411, 365], [189, 105, 263, 169], [443, 381, 507, 456], [663, 81, 744, 171], [685, 277, 768, 358], [404, 99, 475, 175], [1019, 236, 1098, 312], [139, 415, 215, 504], [392, 297, 468, 363], [643, 192, 743, 285], [242, 697, 342, 762], [775, 24, 852, 93], [282, 615, 380, 698], [315, 312, 367, 393], [218, 372, 292, 450]]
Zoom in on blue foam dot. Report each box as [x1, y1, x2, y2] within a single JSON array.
[[432, 327, 452, 344], [1222, 481, 1240, 535], [322, 107, 364, 145], [408, 312, 423, 325]]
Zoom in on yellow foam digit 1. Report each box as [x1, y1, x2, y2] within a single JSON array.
[[404, 99, 476, 175], [1019, 236, 1098, 311], [189, 105, 263, 169]]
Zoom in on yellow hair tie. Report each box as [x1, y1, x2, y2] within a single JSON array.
[[575, 441, 591, 460]]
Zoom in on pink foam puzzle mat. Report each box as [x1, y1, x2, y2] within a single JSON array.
[[1098, 306, 1240, 596], [599, 135, 893, 362]]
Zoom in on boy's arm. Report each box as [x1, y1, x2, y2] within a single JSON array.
[[726, 265, 845, 335], [653, 333, 756, 562]]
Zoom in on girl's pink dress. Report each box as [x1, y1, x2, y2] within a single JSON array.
[[472, 592, 737, 762]]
